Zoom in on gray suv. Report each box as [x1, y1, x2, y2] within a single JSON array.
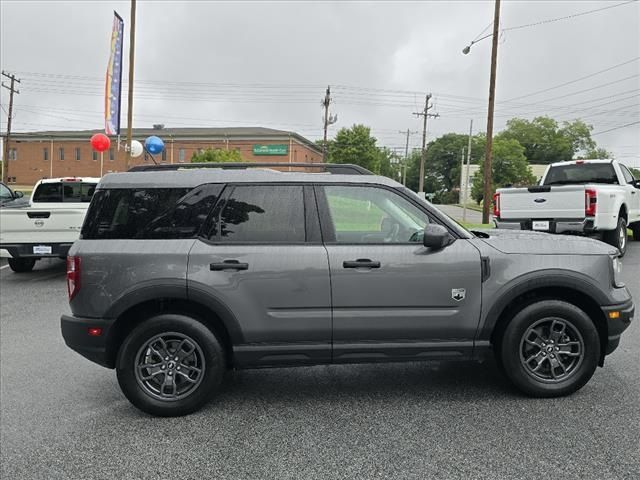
[[61, 163, 634, 416]]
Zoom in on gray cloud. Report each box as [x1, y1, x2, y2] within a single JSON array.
[[1, 0, 638, 166]]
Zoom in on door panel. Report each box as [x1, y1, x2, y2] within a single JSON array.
[[187, 184, 332, 367], [317, 184, 482, 361], [327, 241, 482, 343]]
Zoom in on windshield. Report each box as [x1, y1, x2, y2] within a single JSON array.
[[543, 163, 618, 185]]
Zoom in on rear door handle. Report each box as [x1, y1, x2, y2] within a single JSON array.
[[210, 260, 249, 271], [343, 258, 381, 269]]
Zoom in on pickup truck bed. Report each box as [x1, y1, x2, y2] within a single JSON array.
[[495, 160, 640, 256]]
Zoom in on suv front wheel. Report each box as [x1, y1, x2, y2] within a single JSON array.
[[499, 300, 600, 397], [116, 314, 225, 416]]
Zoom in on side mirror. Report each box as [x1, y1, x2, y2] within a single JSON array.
[[14, 191, 24, 198], [423, 224, 454, 249]]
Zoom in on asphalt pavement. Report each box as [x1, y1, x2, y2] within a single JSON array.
[[1, 245, 639, 480]]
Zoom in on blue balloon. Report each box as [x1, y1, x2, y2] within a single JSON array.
[[144, 136, 165, 155]]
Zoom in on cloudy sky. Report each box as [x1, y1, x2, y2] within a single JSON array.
[[1, 0, 639, 167]]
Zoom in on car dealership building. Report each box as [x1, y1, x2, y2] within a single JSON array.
[[3, 127, 323, 185]]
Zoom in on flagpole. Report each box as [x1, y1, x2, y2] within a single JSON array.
[[125, 0, 136, 170]]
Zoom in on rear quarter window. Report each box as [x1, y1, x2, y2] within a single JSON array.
[[81, 184, 223, 240]]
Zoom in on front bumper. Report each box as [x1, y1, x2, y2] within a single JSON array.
[[601, 299, 634, 355], [494, 218, 595, 234], [61, 314, 114, 368]]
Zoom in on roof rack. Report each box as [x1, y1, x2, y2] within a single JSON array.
[[128, 162, 373, 175]]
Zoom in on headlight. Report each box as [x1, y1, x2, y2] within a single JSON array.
[[612, 256, 624, 288]]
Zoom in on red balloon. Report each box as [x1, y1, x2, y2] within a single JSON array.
[[90, 133, 111, 152]]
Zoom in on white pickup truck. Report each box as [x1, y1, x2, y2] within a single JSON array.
[[0, 177, 99, 272], [494, 159, 640, 256]]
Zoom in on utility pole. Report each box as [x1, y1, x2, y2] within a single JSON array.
[[462, 119, 473, 223], [125, 0, 137, 170], [459, 147, 466, 204], [399, 129, 418, 186], [322, 85, 337, 161], [413, 94, 439, 196], [482, 0, 501, 224], [1, 71, 21, 183]]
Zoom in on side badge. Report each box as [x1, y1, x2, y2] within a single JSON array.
[[452, 288, 466, 301]]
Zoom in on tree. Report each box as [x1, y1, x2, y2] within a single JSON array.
[[471, 138, 535, 203], [191, 148, 242, 163], [582, 147, 613, 159], [630, 167, 640, 178], [422, 133, 486, 192], [326, 124, 381, 173], [497, 117, 598, 164]]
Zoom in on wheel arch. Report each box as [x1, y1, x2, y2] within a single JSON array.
[[104, 292, 243, 369], [482, 276, 609, 366]]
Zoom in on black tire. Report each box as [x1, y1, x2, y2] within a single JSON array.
[[499, 300, 600, 398], [8, 258, 36, 273], [631, 222, 640, 241], [603, 217, 627, 256], [116, 314, 226, 417]]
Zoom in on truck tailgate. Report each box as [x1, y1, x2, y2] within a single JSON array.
[[0, 207, 85, 244], [500, 185, 586, 219]]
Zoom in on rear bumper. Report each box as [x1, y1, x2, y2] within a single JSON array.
[[61, 314, 114, 368], [0, 243, 73, 258], [601, 299, 634, 355], [495, 218, 595, 234]]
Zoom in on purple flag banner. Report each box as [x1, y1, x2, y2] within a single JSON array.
[[105, 12, 124, 136]]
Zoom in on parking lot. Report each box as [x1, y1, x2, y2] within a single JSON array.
[[0, 244, 638, 480]]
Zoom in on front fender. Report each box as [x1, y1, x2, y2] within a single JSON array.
[[476, 269, 611, 343]]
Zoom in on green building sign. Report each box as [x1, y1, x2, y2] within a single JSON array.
[[253, 144, 288, 156]]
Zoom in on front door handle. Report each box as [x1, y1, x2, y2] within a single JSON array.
[[210, 260, 249, 271], [343, 258, 381, 269]]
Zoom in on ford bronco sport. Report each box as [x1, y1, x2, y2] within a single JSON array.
[[61, 163, 634, 416]]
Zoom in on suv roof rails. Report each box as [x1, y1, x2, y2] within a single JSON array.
[[127, 162, 373, 175]]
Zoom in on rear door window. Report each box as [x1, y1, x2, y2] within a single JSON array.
[[206, 185, 306, 243], [81, 184, 223, 239]]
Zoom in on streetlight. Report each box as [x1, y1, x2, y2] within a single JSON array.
[[463, 0, 501, 224]]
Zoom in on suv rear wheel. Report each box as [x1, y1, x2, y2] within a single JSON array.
[[116, 314, 225, 416], [499, 300, 600, 397], [8, 258, 36, 273]]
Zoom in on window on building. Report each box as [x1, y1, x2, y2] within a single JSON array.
[[178, 148, 185, 163], [59, 147, 65, 161], [161, 150, 167, 163], [207, 185, 306, 243], [92, 151, 98, 161], [109, 148, 115, 161], [43, 148, 49, 162], [8, 148, 17, 161], [75, 147, 81, 161]]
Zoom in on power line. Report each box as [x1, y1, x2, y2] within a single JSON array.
[[504, 57, 640, 102], [503, 0, 638, 32], [592, 120, 640, 136]]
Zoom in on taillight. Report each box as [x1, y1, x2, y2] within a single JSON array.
[[67, 256, 81, 300], [585, 188, 597, 217], [493, 192, 501, 218]]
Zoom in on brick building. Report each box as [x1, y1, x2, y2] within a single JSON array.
[[2, 127, 323, 185]]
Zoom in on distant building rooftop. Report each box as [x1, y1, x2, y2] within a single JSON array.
[[9, 127, 322, 154]]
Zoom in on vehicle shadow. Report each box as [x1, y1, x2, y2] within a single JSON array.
[[209, 358, 518, 407]]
